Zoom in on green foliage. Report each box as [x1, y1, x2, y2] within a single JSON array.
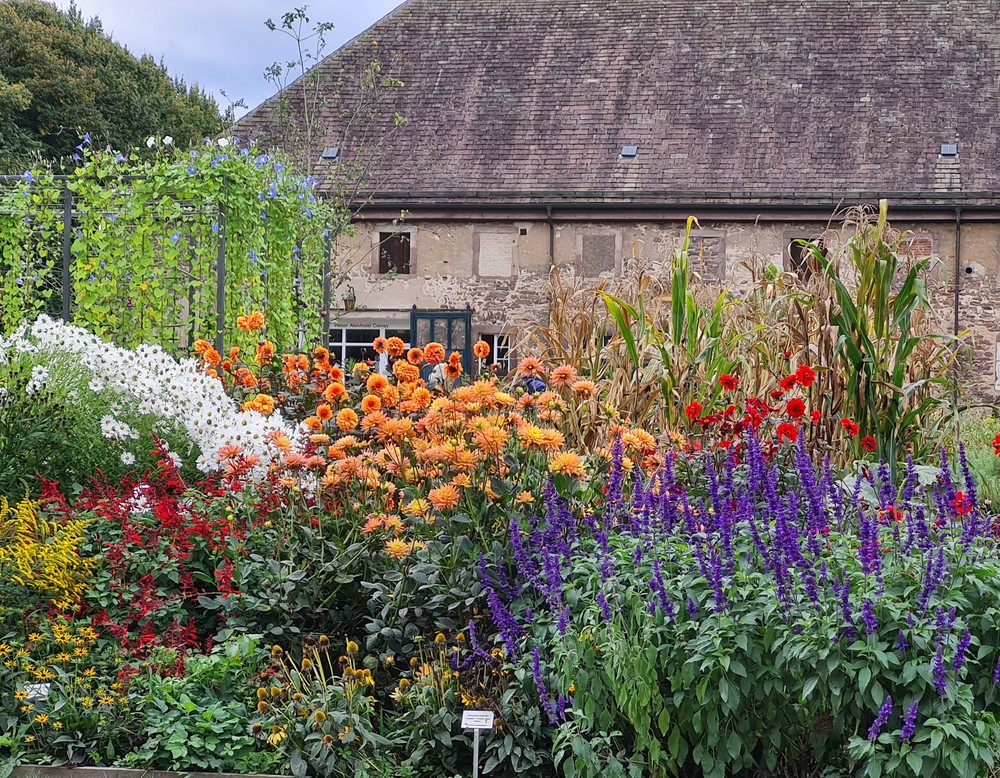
[[124, 636, 283, 774], [0, 0, 221, 172], [1, 136, 342, 352]]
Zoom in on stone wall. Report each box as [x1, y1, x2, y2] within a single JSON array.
[[334, 217, 1000, 397]]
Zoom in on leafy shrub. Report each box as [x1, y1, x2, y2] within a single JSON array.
[[123, 636, 280, 774], [485, 437, 1000, 778]]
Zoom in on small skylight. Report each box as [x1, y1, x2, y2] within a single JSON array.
[[321, 147, 340, 161], [940, 143, 958, 157], [620, 145, 638, 159]]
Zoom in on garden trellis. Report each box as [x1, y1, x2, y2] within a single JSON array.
[[0, 137, 339, 354]]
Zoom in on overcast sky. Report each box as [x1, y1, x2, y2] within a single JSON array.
[[53, 0, 405, 116]]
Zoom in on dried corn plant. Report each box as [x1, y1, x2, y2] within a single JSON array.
[[519, 203, 961, 465]]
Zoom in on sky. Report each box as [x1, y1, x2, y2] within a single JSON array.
[[53, 0, 405, 117]]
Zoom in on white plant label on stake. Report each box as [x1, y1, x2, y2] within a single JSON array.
[[461, 710, 495, 778], [461, 710, 495, 730]]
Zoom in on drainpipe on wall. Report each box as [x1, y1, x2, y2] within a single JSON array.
[[952, 207, 962, 427], [546, 206, 555, 265], [953, 207, 962, 338]]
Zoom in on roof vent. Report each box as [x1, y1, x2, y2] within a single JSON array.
[[620, 145, 638, 159], [321, 147, 340, 161], [939, 143, 958, 157]]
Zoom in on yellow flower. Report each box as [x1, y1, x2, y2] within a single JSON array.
[[83, 668, 96, 677], [28, 633, 43, 642], [52, 721, 62, 729], [81, 696, 93, 708], [267, 728, 287, 746], [24, 735, 35, 743], [549, 451, 586, 478], [385, 539, 416, 560], [20, 704, 33, 713], [34, 713, 49, 724], [98, 696, 114, 706], [14, 690, 27, 701], [515, 491, 534, 504]]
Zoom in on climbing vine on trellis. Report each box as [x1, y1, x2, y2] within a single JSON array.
[[0, 135, 345, 353]]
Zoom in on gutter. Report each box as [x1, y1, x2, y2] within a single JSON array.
[[352, 198, 1000, 224]]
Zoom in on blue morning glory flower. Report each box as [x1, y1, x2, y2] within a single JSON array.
[[211, 222, 219, 234], [115, 153, 125, 162], [187, 166, 197, 175], [22, 171, 34, 183], [170, 231, 180, 243], [249, 250, 257, 262]]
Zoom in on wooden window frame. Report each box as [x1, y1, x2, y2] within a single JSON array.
[[371, 229, 415, 275]]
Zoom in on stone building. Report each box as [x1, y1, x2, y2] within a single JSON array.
[[237, 0, 1000, 392]]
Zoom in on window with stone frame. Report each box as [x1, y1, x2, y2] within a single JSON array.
[[478, 331, 513, 376], [378, 232, 411, 275], [787, 237, 827, 281]]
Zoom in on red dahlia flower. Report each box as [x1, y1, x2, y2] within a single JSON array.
[[779, 375, 798, 391], [719, 374, 738, 391], [776, 422, 798, 443], [786, 398, 806, 419], [840, 418, 860, 437]]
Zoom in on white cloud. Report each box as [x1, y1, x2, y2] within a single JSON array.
[[53, 0, 404, 116]]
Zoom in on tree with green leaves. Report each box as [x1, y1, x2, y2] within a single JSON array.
[[0, 0, 222, 172]]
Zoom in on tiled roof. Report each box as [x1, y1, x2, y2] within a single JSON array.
[[237, 0, 1000, 201]]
